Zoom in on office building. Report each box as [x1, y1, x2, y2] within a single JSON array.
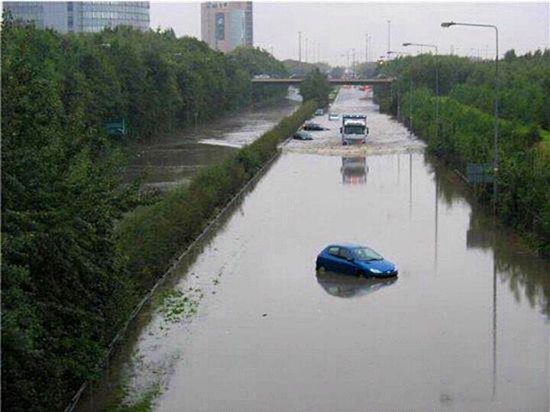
[[3, 1, 150, 33], [201, 2, 253, 53]]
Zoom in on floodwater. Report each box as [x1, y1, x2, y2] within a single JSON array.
[[124, 94, 299, 189], [83, 87, 549, 412]]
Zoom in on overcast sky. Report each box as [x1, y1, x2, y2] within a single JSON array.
[[151, 1, 550, 65]]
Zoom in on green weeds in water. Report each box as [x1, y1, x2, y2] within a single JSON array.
[[106, 383, 161, 412], [156, 288, 203, 325]]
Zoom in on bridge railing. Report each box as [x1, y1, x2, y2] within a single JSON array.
[[251, 78, 394, 85]]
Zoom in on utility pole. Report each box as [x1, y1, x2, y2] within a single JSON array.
[[317, 42, 321, 63], [387, 19, 391, 59], [315, 42, 318, 62], [365, 33, 371, 62], [298, 31, 302, 62]]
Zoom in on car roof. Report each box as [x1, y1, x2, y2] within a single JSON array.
[[328, 243, 363, 249]]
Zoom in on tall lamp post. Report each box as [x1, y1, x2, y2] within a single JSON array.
[[441, 21, 499, 212], [298, 31, 302, 62], [403, 42, 439, 141]]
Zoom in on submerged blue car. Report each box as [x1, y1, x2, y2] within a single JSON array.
[[316, 243, 398, 278]]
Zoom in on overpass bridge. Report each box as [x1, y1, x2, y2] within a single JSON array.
[[251, 78, 394, 86]]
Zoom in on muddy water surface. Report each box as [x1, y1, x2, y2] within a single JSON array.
[[85, 88, 548, 412], [124, 97, 299, 189]]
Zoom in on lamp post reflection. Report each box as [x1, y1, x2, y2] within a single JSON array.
[[397, 153, 401, 184], [409, 152, 413, 217], [492, 255, 497, 400], [434, 175, 439, 272]]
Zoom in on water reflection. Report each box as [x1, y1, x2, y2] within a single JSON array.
[[316, 272, 397, 298], [430, 154, 550, 317], [340, 156, 368, 185]]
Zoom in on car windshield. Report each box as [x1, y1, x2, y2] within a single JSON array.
[[344, 125, 365, 134], [353, 247, 383, 261]]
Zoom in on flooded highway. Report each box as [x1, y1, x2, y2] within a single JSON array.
[[125, 94, 299, 189], [85, 88, 549, 412]]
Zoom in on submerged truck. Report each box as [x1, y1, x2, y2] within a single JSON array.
[[340, 114, 369, 145]]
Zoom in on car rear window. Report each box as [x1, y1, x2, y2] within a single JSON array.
[[328, 247, 339, 256]]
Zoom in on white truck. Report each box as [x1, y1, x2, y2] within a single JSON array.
[[340, 114, 369, 145]]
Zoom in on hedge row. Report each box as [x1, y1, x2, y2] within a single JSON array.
[[116, 100, 317, 289], [400, 87, 549, 254]]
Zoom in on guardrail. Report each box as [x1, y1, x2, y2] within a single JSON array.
[[252, 78, 394, 85]]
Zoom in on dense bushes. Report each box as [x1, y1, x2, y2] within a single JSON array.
[[377, 50, 550, 129], [1, 21, 137, 412], [117, 101, 316, 285], [1, 18, 292, 410]]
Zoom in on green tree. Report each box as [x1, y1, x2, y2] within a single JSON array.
[[299, 68, 332, 106]]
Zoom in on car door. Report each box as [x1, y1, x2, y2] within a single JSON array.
[[338, 248, 357, 275], [324, 246, 342, 272]]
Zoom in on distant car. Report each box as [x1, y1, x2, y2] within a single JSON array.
[[328, 113, 339, 121], [293, 131, 313, 140], [316, 244, 398, 278], [253, 74, 271, 79], [314, 108, 324, 116], [303, 122, 326, 131]]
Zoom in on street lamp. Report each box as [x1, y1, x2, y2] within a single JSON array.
[[403, 42, 439, 142], [442, 21, 499, 211]]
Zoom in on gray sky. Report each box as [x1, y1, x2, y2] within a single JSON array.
[[151, 1, 550, 64]]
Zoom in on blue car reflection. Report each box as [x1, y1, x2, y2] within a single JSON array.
[[316, 243, 398, 278], [316, 272, 397, 298]]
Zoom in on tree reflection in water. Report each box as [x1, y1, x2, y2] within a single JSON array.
[[427, 154, 550, 317]]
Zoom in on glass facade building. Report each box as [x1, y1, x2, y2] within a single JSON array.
[[3, 2, 150, 33], [201, 2, 253, 53]]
